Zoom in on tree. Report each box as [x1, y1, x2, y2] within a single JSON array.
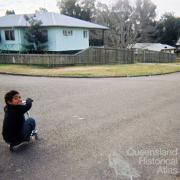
[[56, 0, 95, 21], [5, 10, 15, 15], [24, 15, 48, 52], [57, 0, 82, 19], [95, 0, 138, 48], [134, 0, 157, 42], [155, 13, 180, 46], [35, 8, 48, 13], [77, 0, 96, 21]]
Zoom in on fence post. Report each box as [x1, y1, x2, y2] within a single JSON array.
[[143, 50, 146, 63]]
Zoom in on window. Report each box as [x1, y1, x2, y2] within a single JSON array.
[[83, 30, 87, 38], [5, 30, 15, 40], [63, 30, 67, 36], [41, 29, 48, 42], [63, 30, 73, 36]]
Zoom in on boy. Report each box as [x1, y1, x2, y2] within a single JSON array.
[[2, 90, 36, 149]]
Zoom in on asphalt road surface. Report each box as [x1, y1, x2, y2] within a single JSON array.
[[0, 74, 180, 180]]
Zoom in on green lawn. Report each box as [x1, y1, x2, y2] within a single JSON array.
[[0, 63, 180, 77]]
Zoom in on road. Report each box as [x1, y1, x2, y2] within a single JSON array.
[[0, 74, 180, 180]]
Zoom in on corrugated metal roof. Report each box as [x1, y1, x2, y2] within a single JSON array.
[[132, 43, 175, 51], [0, 12, 109, 30]]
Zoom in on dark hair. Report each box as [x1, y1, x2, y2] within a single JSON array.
[[4, 90, 19, 104]]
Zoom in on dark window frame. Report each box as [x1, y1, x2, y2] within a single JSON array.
[[4, 30, 15, 41], [83, 30, 88, 38], [63, 29, 73, 36]]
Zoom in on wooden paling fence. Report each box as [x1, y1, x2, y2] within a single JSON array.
[[0, 47, 177, 66], [76, 47, 134, 65], [135, 50, 176, 63]]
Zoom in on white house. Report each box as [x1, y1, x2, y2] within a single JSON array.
[[0, 12, 108, 53], [131, 43, 176, 54]]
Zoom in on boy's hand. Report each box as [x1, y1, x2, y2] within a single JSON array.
[[26, 98, 33, 103]]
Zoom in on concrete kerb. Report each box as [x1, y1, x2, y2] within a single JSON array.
[[0, 71, 180, 79]]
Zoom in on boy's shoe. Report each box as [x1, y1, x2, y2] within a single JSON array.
[[9, 141, 29, 152], [31, 129, 38, 140], [9, 130, 38, 151], [31, 129, 38, 136]]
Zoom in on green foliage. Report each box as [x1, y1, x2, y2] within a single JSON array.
[[156, 13, 180, 46], [134, 0, 157, 43], [57, 0, 95, 21], [5, 10, 15, 15], [24, 15, 48, 52], [35, 8, 48, 13], [57, 0, 80, 18]]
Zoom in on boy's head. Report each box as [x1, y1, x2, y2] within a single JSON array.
[[4, 90, 22, 105]]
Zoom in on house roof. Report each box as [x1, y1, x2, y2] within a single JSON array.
[[131, 43, 175, 51], [0, 12, 109, 30]]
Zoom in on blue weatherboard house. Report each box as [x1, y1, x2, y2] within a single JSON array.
[[0, 12, 108, 53]]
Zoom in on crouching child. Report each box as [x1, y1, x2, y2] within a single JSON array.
[[2, 90, 37, 151]]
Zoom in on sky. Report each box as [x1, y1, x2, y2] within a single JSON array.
[[0, 0, 180, 19]]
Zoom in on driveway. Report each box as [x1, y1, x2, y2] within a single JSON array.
[[0, 74, 179, 180]]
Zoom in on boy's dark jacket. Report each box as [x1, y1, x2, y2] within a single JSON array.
[[2, 98, 32, 143]]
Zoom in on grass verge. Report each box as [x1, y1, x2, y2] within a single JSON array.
[[0, 63, 180, 77]]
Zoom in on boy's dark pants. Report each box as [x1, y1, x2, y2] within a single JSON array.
[[21, 117, 36, 141]]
